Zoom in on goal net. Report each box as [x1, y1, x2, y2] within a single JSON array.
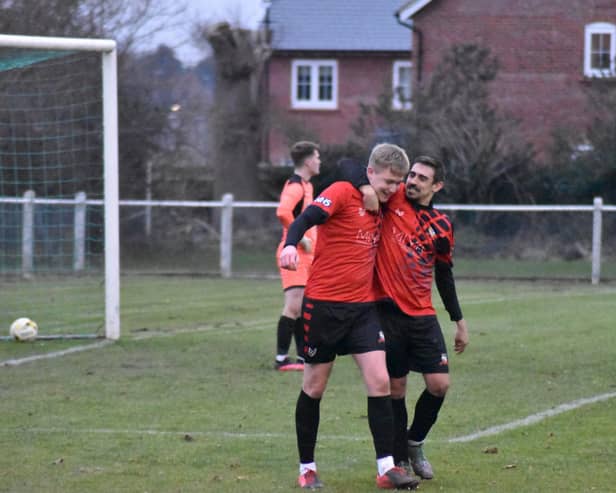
[[0, 35, 119, 340]]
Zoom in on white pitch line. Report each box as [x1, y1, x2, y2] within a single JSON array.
[[3, 391, 615, 444], [0, 340, 112, 367], [448, 391, 616, 443], [460, 288, 616, 306], [0, 321, 276, 367], [0, 427, 367, 442]]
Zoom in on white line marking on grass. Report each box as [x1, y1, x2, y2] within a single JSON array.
[[461, 290, 616, 306], [5, 392, 615, 442], [448, 391, 616, 443], [0, 427, 367, 442], [0, 340, 112, 367]]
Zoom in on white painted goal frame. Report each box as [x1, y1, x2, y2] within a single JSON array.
[[0, 34, 120, 340]]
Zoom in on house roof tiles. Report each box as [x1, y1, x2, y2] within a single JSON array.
[[267, 0, 411, 52]]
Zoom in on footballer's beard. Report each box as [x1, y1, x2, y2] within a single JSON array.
[[405, 185, 419, 199]]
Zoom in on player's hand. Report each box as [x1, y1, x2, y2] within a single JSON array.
[[359, 184, 379, 213], [280, 245, 299, 270], [299, 236, 313, 254], [453, 319, 469, 354]]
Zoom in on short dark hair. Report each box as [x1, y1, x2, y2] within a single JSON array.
[[290, 141, 319, 167], [413, 155, 445, 183]]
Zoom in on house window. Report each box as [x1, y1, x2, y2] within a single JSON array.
[[584, 23, 616, 77], [392, 60, 412, 110], [291, 59, 337, 109]]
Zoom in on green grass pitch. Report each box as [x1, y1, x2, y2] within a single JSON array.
[[1, 277, 615, 492]]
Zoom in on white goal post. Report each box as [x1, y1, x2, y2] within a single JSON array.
[[0, 34, 120, 340]]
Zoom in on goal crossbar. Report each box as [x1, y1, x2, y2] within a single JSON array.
[[0, 34, 116, 52]]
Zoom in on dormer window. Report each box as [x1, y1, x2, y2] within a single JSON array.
[[584, 22, 616, 77]]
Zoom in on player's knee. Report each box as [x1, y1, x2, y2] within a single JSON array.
[[390, 389, 405, 399], [390, 378, 406, 399], [427, 380, 449, 397], [282, 302, 302, 319], [302, 374, 329, 398], [286, 308, 301, 319], [367, 374, 391, 396], [303, 384, 326, 399]]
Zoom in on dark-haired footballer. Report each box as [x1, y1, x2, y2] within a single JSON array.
[[344, 155, 469, 481]]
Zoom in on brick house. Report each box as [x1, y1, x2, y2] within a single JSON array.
[[263, 0, 616, 164], [397, 0, 616, 158], [263, 0, 413, 165]]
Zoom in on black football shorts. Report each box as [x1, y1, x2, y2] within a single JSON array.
[[377, 301, 449, 377], [301, 298, 385, 364]]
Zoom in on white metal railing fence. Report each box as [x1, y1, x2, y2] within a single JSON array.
[[1, 193, 615, 283]]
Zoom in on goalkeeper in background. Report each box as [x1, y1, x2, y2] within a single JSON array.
[[274, 141, 321, 371]]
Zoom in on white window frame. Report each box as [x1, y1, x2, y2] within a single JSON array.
[[584, 22, 616, 77], [392, 60, 413, 110], [291, 59, 338, 110]]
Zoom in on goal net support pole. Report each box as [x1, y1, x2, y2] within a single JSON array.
[[0, 34, 120, 340]]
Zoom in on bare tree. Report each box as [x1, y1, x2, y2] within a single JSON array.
[[0, 0, 186, 47], [0, 0, 191, 199], [204, 22, 270, 200], [77, 0, 188, 57], [415, 44, 536, 204], [352, 44, 536, 204], [546, 79, 616, 204]]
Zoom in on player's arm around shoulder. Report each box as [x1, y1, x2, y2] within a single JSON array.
[[335, 161, 380, 213], [359, 184, 379, 212]]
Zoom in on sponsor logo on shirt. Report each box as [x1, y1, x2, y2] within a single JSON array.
[[392, 226, 411, 247], [314, 196, 332, 207], [356, 229, 380, 247]]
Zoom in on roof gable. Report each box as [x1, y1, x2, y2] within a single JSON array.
[[396, 0, 434, 20], [268, 0, 411, 52]]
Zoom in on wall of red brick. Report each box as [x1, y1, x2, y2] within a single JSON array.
[[266, 55, 402, 165], [413, 0, 616, 158]]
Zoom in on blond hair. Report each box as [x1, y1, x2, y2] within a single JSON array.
[[368, 143, 410, 175]]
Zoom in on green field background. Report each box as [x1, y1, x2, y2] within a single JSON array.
[[1, 277, 615, 492]]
